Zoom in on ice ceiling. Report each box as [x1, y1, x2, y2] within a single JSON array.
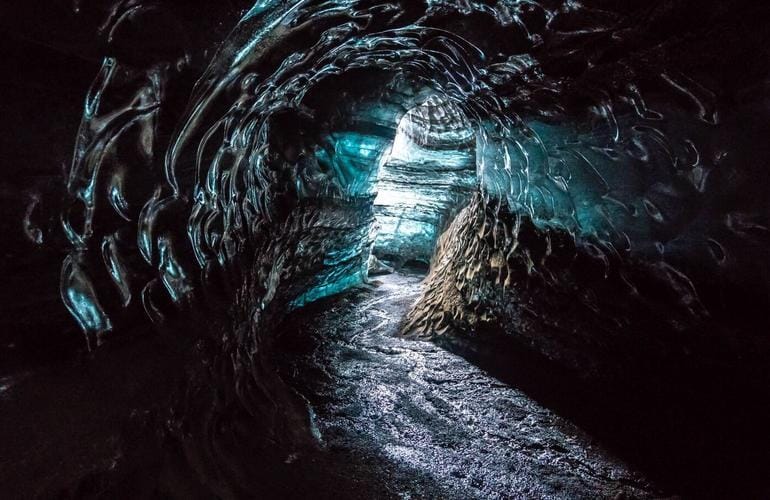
[[54, 0, 770, 388]]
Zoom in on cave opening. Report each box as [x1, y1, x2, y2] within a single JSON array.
[[288, 84, 480, 310], [369, 94, 476, 274]]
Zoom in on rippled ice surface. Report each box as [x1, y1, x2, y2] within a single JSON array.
[[54, 0, 770, 344]]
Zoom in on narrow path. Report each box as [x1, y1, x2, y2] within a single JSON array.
[[277, 271, 659, 499]]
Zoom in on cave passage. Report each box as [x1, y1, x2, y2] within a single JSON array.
[[370, 94, 476, 269], [3, 0, 770, 498]]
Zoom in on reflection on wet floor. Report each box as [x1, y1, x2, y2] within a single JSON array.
[[277, 271, 659, 499]]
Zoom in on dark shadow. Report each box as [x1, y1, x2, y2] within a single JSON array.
[[433, 326, 770, 498]]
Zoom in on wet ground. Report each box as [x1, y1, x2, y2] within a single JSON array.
[[276, 271, 660, 499]]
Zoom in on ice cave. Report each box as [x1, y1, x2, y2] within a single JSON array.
[[1, 0, 770, 498]]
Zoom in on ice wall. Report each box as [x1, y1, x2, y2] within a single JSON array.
[[373, 95, 476, 264], [53, 0, 770, 379]]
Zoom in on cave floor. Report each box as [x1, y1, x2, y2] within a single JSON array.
[[276, 271, 660, 499]]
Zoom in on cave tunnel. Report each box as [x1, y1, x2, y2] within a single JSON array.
[[371, 94, 476, 270], [2, 0, 770, 498]]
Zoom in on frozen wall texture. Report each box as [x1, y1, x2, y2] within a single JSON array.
[[2, 0, 770, 496], [51, 0, 770, 365]]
